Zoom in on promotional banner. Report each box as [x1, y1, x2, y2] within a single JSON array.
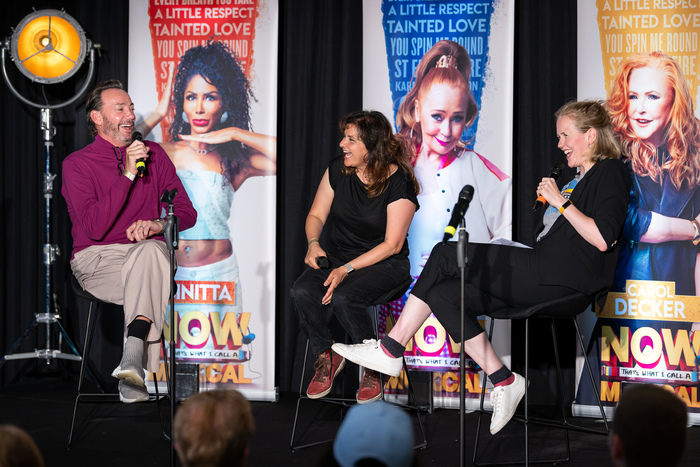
[[576, 0, 700, 423], [363, 0, 514, 408], [129, 0, 278, 401]]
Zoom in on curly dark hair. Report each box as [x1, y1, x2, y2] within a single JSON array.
[[340, 110, 420, 198], [169, 41, 253, 184]]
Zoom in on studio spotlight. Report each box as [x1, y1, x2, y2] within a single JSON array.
[[0, 9, 98, 369], [10, 9, 87, 84]]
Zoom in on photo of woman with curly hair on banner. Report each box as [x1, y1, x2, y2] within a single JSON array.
[[137, 40, 276, 367]]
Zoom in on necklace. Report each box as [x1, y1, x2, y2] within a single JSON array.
[[186, 140, 218, 156]]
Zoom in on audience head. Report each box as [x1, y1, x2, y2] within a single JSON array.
[[333, 401, 414, 467], [610, 384, 687, 467], [174, 389, 255, 467], [0, 424, 44, 467]]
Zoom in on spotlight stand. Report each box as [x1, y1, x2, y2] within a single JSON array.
[[0, 31, 98, 368]]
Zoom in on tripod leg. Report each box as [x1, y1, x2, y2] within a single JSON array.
[[55, 320, 83, 358], [0, 319, 40, 368]]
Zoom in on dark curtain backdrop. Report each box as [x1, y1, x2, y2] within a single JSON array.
[[511, 1, 578, 406], [1, 0, 577, 392], [277, 0, 364, 392]]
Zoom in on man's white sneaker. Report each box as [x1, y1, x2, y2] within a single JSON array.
[[112, 364, 146, 387], [489, 372, 526, 434], [331, 339, 403, 377], [119, 380, 149, 403]]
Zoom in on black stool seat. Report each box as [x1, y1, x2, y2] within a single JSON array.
[[474, 292, 610, 466], [488, 292, 594, 320], [70, 276, 101, 302]]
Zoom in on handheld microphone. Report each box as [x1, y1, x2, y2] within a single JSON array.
[[442, 185, 475, 243], [532, 162, 565, 211], [132, 131, 147, 178]]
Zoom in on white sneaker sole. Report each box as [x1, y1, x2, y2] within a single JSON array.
[[332, 342, 402, 377], [112, 365, 146, 388], [119, 381, 150, 403]]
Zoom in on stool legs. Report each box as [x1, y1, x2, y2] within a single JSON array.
[[376, 305, 427, 449], [290, 298, 428, 452], [473, 316, 609, 466], [67, 298, 171, 448], [68, 299, 99, 448], [290, 339, 354, 451]]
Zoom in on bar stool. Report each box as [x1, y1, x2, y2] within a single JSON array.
[[473, 292, 610, 466], [290, 276, 427, 451], [67, 275, 170, 448]]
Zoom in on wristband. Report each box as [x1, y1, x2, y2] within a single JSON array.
[[344, 263, 355, 274], [692, 219, 700, 246], [308, 238, 319, 246], [153, 218, 165, 232], [123, 170, 136, 181], [558, 200, 572, 214]]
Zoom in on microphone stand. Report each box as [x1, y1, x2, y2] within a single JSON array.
[[161, 188, 179, 467], [456, 218, 469, 467]]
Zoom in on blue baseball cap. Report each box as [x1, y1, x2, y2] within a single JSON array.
[[333, 401, 414, 467]]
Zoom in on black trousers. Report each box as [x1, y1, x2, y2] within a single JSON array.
[[290, 254, 410, 355], [411, 242, 576, 341]]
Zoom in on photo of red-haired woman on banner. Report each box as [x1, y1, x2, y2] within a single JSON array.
[[608, 52, 700, 343], [609, 51, 700, 298]]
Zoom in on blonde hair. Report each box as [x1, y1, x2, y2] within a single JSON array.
[[396, 40, 478, 163], [555, 100, 621, 162], [608, 51, 700, 189]]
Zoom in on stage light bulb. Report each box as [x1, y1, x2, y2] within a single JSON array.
[[10, 9, 87, 84]]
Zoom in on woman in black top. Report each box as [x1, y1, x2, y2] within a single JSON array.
[[334, 100, 630, 434], [290, 110, 420, 404]]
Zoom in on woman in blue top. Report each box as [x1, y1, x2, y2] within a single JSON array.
[[291, 110, 420, 404], [137, 41, 276, 326]]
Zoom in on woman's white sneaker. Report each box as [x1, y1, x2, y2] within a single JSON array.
[[489, 373, 526, 434], [332, 339, 403, 377]]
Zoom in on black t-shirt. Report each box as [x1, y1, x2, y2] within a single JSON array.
[[326, 155, 419, 262]]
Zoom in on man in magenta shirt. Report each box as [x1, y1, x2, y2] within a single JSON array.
[[62, 80, 196, 403]]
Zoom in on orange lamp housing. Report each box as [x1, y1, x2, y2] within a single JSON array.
[[10, 9, 87, 84]]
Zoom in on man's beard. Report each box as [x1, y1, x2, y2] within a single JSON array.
[[102, 116, 133, 145]]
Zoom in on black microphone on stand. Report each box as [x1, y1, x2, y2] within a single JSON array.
[[131, 131, 147, 178], [442, 185, 474, 243], [532, 161, 565, 211]]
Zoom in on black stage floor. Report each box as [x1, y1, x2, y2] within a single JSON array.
[[1, 376, 698, 466]]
